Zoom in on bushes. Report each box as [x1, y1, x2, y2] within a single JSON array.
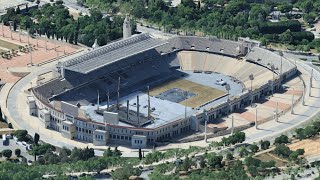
[[13, 130, 28, 142], [31, 144, 55, 156], [221, 132, 246, 146], [2, 149, 12, 159], [259, 20, 301, 34], [274, 144, 304, 161], [274, 135, 289, 145]]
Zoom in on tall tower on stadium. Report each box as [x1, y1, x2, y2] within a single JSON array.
[[123, 15, 132, 39]]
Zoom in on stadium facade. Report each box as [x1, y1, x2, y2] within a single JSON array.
[[28, 32, 297, 148]]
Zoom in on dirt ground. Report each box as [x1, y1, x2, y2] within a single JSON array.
[[0, 122, 8, 128], [149, 79, 226, 108], [288, 137, 320, 156], [255, 153, 288, 167]]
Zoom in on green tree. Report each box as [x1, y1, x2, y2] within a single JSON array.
[[113, 147, 122, 157], [249, 144, 259, 153], [226, 152, 234, 160], [103, 147, 113, 157], [15, 148, 21, 157], [2, 149, 12, 159], [207, 154, 223, 168], [34, 133, 40, 145], [274, 134, 289, 145], [14, 130, 28, 141], [274, 144, 292, 158], [260, 140, 270, 150], [138, 148, 142, 160]]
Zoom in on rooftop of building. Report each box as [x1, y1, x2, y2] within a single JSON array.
[[63, 33, 167, 74]]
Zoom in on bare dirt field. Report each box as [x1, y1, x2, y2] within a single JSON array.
[[255, 153, 288, 167], [288, 137, 320, 156], [149, 79, 226, 108]]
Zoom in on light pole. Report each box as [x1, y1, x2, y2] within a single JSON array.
[[249, 74, 254, 105], [30, 49, 33, 66], [226, 84, 231, 113], [231, 116, 234, 134], [18, 25, 21, 42], [291, 94, 294, 114], [302, 87, 305, 106], [1, 21, 4, 37], [204, 109, 208, 143], [255, 108, 258, 129], [275, 101, 279, 122], [279, 51, 283, 75], [310, 69, 313, 97], [271, 65, 275, 96], [8, 21, 13, 40]]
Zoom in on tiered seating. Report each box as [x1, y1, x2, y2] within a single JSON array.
[[245, 47, 295, 74], [177, 50, 274, 89]]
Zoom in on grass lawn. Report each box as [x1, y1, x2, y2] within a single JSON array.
[[0, 39, 20, 50], [255, 153, 287, 167]]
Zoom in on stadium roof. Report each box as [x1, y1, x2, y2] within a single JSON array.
[[63, 34, 167, 74]]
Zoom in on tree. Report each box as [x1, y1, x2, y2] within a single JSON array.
[[113, 147, 122, 157], [274, 135, 289, 145], [34, 133, 40, 145], [111, 164, 141, 180], [260, 140, 270, 150], [138, 148, 142, 160], [249, 144, 259, 153], [226, 152, 234, 160], [14, 130, 28, 141], [8, 123, 13, 129], [239, 147, 249, 158], [15, 148, 21, 157], [207, 154, 223, 168], [103, 147, 113, 157], [2, 149, 12, 159], [274, 144, 292, 158]]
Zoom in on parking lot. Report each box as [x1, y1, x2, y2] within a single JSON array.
[[1, 137, 34, 162]]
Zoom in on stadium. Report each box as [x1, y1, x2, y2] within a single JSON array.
[[28, 32, 297, 148]]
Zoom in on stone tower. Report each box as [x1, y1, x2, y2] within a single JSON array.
[[123, 15, 132, 39]]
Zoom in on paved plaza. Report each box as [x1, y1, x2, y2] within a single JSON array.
[[0, 25, 78, 83]]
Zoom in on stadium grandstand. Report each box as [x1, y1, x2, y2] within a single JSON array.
[[29, 28, 297, 148]]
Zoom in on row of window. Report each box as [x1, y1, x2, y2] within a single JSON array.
[[76, 127, 92, 134], [95, 134, 104, 140], [62, 125, 69, 131], [134, 140, 143, 144]]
